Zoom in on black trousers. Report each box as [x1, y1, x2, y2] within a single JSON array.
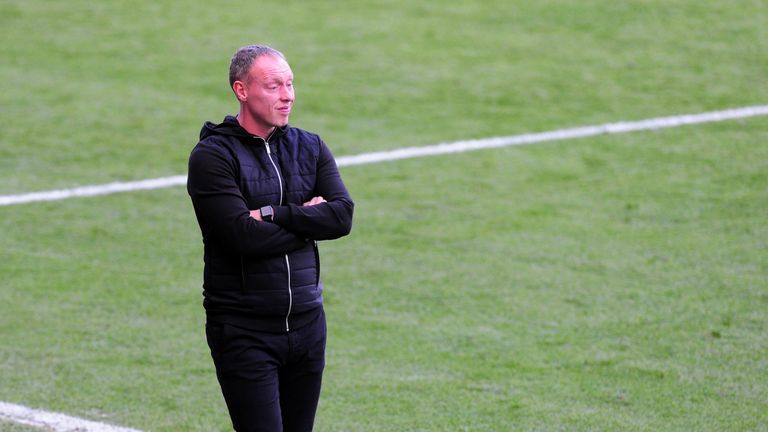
[[206, 310, 326, 432]]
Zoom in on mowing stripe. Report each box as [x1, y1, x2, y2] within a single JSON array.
[[1, 104, 767, 430], [1, 104, 767, 207], [0, 401, 142, 432]]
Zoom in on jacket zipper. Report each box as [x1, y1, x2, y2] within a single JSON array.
[[263, 138, 292, 332]]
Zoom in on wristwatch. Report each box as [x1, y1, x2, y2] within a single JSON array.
[[260, 205, 274, 222]]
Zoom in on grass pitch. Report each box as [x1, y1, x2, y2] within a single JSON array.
[[1, 1, 766, 431]]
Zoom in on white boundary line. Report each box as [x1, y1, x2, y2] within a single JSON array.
[[1, 104, 767, 430], [0, 401, 142, 432], [1, 104, 767, 207]]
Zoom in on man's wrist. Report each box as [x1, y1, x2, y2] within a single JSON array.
[[260, 205, 274, 222]]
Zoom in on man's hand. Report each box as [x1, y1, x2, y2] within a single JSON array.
[[249, 209, 262, 221], [303, 196, 326, 206]]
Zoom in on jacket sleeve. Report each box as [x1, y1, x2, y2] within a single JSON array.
[[187, 143, 309, 256], [272, 139, 354, 240]]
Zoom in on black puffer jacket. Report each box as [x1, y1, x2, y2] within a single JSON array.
[[187, 116, 354, 332]]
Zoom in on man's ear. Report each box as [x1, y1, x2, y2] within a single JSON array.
[[233, 81, 247, 102]]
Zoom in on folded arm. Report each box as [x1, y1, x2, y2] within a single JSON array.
[[266, 140, 354, 240], [187, 145, 309, 256]]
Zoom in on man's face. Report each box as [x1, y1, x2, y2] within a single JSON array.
[[239, 54, 295, 132]]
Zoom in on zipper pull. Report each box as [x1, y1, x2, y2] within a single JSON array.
[[264, 141, 271, 155]]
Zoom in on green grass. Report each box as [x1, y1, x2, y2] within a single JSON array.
[[1, 0, 767, 431], [0, 421, 43, 432], [319, 120, 768, 431]]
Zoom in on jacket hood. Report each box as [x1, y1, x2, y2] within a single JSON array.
[[199, 115, 287, 141]]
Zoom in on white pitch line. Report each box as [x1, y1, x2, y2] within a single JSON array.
[[334, 104, 768, 165], [0, 104, 767, 208], [0, 175, 188, 207], [0, 401, 143, 432]]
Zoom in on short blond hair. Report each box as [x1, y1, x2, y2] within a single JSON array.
[[229, 44, 286, 88]]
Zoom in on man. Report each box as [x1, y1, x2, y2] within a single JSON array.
[[187, 44, 354, 431]]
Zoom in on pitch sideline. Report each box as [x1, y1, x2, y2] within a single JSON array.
[[1, 104, 767, 431], [0, 401, 142, 432], [1, 104, 767, 207]]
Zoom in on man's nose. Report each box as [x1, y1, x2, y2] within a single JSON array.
[[280, 86, 294, 100]]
